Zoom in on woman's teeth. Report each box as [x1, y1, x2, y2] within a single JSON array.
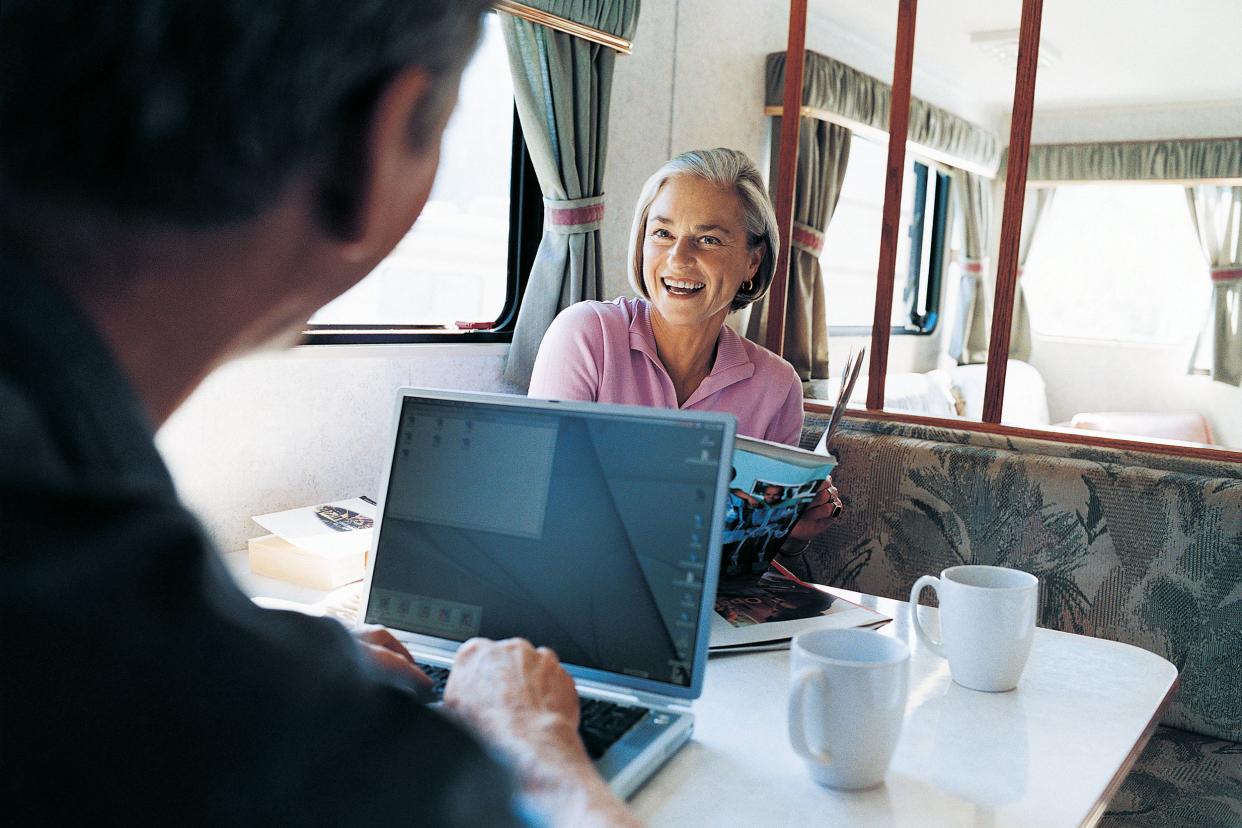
[[663, 278, 705, 295]]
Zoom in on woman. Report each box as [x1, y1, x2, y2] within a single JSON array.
[[529, 147, 842, 546]]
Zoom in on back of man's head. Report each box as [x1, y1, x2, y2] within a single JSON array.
[[0, 0, 492, 227]]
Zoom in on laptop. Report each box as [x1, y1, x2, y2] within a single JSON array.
[[357, 388, 736, 798]]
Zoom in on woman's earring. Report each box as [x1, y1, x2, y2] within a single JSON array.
[[741, 279, 754, 293]]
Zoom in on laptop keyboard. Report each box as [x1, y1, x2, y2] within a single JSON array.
[[415, 662, 649, 760]]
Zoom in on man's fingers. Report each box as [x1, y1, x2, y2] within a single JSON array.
[[356, 626, 416, 661], [364, 643, 432, 686]]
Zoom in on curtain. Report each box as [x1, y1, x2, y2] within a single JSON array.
[[746, 117, 851, 380], [765, 51, 1001, 176], [1027, 137, 1242, 184], [500, 0, 640, 388], [948, 171, 992, 365], [1010, 188, 1055, 362], [1185, 185, 1242, 386]]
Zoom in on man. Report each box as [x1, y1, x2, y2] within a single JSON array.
[[760, 484, 785, 507], [0, 3, 639, 825]]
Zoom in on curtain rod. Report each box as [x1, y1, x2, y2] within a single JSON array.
[[763, 104, 996, 178], [493, 1, 632, 54]]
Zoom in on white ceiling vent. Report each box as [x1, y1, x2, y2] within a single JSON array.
[[969, 28, 1061, 69]]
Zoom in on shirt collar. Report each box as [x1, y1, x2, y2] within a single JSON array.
[[628, 300, 756, 407]]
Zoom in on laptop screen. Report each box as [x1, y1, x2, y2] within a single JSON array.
[[364, 393, 731, 691]]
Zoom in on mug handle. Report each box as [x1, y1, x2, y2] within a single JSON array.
[[788, 669, 832, 764], [909, 575, 945, 658]]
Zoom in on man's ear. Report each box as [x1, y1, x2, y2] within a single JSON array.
[[316, 66, 443, 264]]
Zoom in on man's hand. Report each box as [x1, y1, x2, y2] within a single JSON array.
[[443, 638, 584, 767], [787, 477, 844, 543], [443, 638, 640, 828], [351, 625, 433, 692]]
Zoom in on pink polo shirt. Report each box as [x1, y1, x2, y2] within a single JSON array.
[[528, 297, 804, 445]]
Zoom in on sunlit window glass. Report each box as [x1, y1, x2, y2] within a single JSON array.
[[310, 16, 513, 327]]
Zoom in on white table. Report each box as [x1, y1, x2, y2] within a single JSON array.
[[633, 589, 1178, 828], [222, 553, 1177, 827]]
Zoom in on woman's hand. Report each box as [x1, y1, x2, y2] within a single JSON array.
[[786, 477, 844, 543]]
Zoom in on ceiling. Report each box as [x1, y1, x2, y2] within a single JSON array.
[[808, 0, 1242, 117]]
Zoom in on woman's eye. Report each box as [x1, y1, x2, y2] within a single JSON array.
[[651, 228, 672, 239]]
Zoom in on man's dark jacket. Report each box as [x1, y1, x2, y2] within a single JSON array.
[[0, 249, 525, 826]]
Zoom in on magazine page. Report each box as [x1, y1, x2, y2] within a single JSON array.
[[709, 567, 888, 650], [719, 439, 835, 585]]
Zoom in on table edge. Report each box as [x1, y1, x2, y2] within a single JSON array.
[[1080, 673, 1181, 828]]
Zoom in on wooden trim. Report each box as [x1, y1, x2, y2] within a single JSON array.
[[1082, 675, 1179, 828], [493, 0, 632, 54], [762, 104, 996, 178], [766, 0, 809, 356], [982, 0, 1043, 423], [803, 403, 1242, 464], [867, 0, 918, 410]]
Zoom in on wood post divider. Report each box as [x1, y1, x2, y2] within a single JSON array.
[[866, 0, 918, 410], [982, 0, 1044, 423], [765, 0, 808, 357]]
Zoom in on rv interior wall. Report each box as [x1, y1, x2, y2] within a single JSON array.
[[162, 0, 942, 552]]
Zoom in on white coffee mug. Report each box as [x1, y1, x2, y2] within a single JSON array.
[[788, 628, 909, 790], [909, 565, 1039, 692]]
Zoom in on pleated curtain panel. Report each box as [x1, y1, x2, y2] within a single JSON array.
[[948, 171, 992, 366], [746, 116, 851, 381], [1185, 185, 1242, 386], [760, 50, 1001, 378], [1008, 188, 1055, 363], [500, 0, 640, 388]]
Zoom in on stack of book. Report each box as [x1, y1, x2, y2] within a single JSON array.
[[248, 496, 375, 590]]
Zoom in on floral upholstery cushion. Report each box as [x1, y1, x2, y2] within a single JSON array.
[[1101, 725, 1242, 827], [799, 414, 1242, 743]]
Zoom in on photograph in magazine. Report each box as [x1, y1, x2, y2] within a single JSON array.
[[709, 561, 889, 649], [718, 445, 834, 585], [715, 569, 836, 626]]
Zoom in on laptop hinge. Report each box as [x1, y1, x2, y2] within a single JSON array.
[[573, 680, 693, 713]]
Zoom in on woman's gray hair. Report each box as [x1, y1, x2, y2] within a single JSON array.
[[627, 148, 780, 311]]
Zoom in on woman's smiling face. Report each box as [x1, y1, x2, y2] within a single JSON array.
[[641, 175, 763, 333]]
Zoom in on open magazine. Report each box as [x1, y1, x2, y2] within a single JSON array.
[[710, 561, 889, 650], [709, 426, 887, 649], [718, 435, 836, 584]]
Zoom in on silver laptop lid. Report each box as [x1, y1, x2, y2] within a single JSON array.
[[358, 388, 735, 702]]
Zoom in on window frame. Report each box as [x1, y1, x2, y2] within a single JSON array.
[[301, 110, 542, 346], [827, 159, 949, 339]]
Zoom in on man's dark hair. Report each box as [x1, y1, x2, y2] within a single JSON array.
[[0, 0, 492, 225]]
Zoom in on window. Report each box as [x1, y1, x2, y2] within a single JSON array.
[[819, 135, 950, 335], [306, 15, 541, 344], [1022, 185, 1208, 343]]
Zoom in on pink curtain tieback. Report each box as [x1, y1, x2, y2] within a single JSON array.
[[1210, 266, 1242, 283], [792, 221, 825, 256], [961, 258, 987, 274], [544, 195, 605, 234]]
